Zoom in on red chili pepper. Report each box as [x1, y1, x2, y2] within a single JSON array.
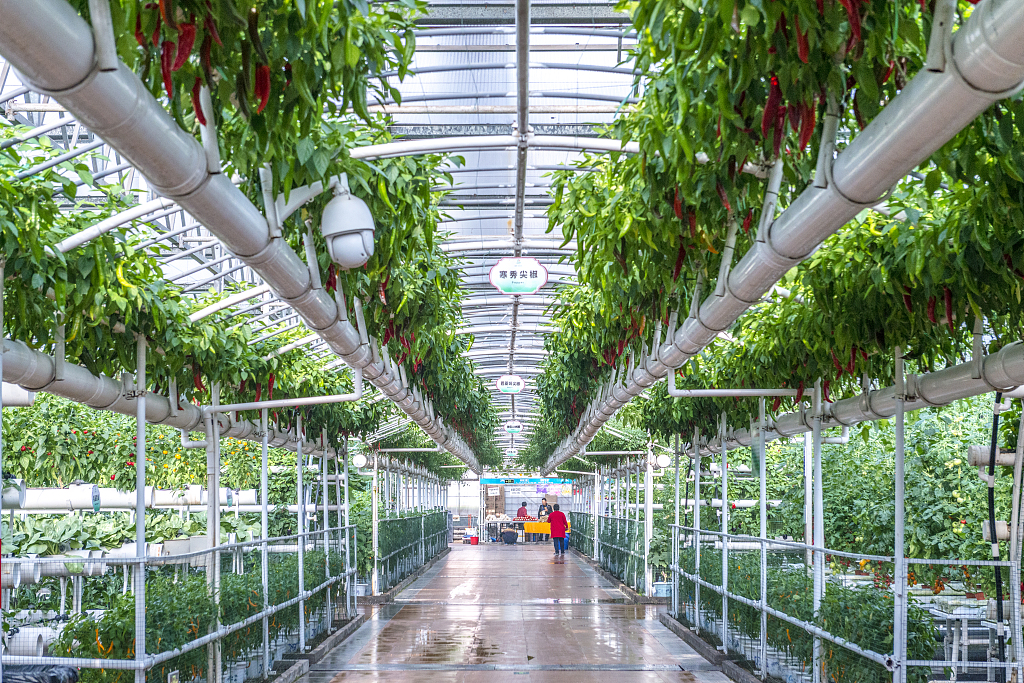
[[902, 286, 913, 314], [798, 99, 816, 152], [847, 347, 856, 374], [161, 40, 176, 100], [203, 12, 223, 47], [796, 381, 805, 404], [761, 75, 782, 138], [190, 76, 206, 125], [193, 371, 205, 391], [742, 209, 753, 235], [672, 241, 686, 281], [795, 14, 809, 64], [772, 396, 782, 413], [944, 286, 955, 334], [268, 374, 275, 400], [788, 103, 802, 133], [159, 0, 178, 32], [773, 106, 787, 157], [823, 380, 832, 403], [378, 282, 387, 306], [838, 0, 861, 46], [325, 264, 337, 292], [172, 22, 195, 70], [673, 188, 683, 220], [135, 11, 147, 48], [255, 383, 262, 402], [254, 64, 271, 114], [410, 330, 416, 343], [831, 349, 844, 376], [716, 183, 732, 213], [927, 296, 937, 324], [400, 336, 410, 351], [151, 13, 162, 47], [861, 348, 868, 361], [688, 210, 697, 238], [816, 0, 825, 14], [918, 0, 926, 9], [882, 60, 895, 84]]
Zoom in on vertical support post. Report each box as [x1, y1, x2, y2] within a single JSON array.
[[0, 262, 4, 683], [205, 413, 218, 683], [673, 434, 680, 618], [593, 468, 600, 560], [804, 429, 813, 566], [812, 380, 824, 683], [693, 427, 702, 633], [371, 454, 379, 595], [893, 350, 907, 683], [260, 409, 269, 680], [134, 337, 147, 683], [339, 438, 349, 617], [758, 398, 768, 676], [212, 401, 223, 683], [296, 414, 306, 652], [645, 443, 654, 596], [1010, 410, 1024, 682], [720, 412, 729, 654]]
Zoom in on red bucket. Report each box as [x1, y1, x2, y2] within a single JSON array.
[[470, 536, 479, 545]]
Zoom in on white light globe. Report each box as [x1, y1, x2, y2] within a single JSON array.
[[351, 453, 368, 469], [656, 454, 672, 468]]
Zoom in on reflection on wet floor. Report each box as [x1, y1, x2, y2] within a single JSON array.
[[303, 545, 729, 682]]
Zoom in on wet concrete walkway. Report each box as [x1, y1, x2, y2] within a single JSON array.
[[304, 544, 728, 682]]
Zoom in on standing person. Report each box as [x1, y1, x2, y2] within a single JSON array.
[[548, 504, 568, 554], [517, 501, 531, 541], [537, 497, 553, 542]]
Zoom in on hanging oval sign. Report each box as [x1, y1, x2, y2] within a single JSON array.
[[505, 448, 518, 457], [504, 420, 523, 434], [495, 374, 525, 394], [489, 257, 548, 295]]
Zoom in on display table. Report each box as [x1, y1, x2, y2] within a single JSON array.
[[523, 521, 551, 535]]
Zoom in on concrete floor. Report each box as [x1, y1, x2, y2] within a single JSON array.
[[302, 544, 729, 683]]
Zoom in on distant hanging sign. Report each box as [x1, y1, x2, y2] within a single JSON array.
[[505, 420, 523, 434], [489, 257, 548, 295], [495, 374, 525, 394]]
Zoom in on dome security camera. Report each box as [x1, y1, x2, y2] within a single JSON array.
[[320, 174, 375, 270]]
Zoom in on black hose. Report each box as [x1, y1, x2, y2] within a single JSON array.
[[988, 392, 1006, 682]]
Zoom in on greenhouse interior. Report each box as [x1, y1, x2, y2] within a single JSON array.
[[1, 0, 1024, 682]]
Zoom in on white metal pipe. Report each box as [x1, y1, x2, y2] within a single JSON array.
[[189, 285, 271, 323]]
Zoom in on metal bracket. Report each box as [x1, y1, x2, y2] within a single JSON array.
[[199, 86, 221, 175], [87, 0, 119, 72], [972, 316, 984, 379], [925, 0, 956, 73]]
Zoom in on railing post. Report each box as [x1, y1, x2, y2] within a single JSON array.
[[372, 455, 379, 595], [693, 426, 701, 634], [261, 409, 270, 679], [894, 350, 907, 683], [645, 443, 654, 596], [133, 337, 146, 683], [673, 434, 680, 618], [758, 399, 768, 677], [296, 414, 306, 652], [720, 412, 728, 654], [593, 468, 600, 560], [812, 380, 824, 683]]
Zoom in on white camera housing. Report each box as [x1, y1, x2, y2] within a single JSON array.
[[320, 175, 375, 270]]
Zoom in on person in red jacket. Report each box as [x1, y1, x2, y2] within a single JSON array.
[[517, 501, 529, 518], [548, 504, 568, 554]]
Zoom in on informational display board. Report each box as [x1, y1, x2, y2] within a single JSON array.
[[488, 257, 548, 295], [495, 375, 525, 394]]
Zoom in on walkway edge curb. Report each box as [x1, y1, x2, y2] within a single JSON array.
[[567, 548, 667, 605], [359, 546, 452, 605], [658, 613, 762, 683], [283, 613, 368, 663]]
